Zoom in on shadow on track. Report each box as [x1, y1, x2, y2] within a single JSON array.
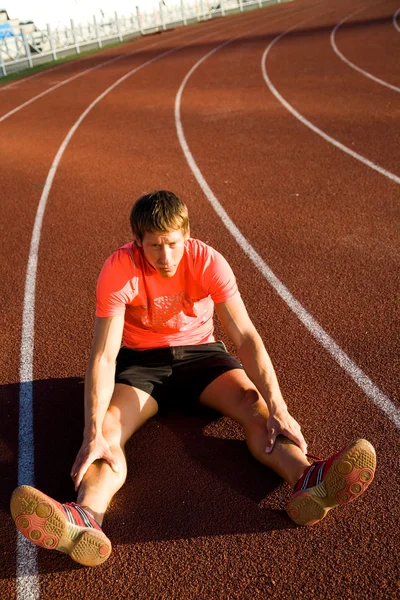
[[0, 381, 19, 583], [1, 377, 296, 575]]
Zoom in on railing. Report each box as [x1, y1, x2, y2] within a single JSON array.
[[0, 0, 280, 77]]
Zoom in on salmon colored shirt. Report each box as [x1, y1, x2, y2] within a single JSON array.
[[95, 238, 240, 349]]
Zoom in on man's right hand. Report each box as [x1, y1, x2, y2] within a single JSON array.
[[70, 435, 119, 491]]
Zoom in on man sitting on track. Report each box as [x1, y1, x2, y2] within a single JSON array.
[[11, 191, 376, 567]]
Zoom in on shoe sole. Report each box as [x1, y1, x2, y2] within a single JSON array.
[[286, 439, 376, 526], [10, 485, 111, 566]]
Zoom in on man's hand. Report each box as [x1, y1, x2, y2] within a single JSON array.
[[265, 408, 307, 455], [70, 434, 119, 491]]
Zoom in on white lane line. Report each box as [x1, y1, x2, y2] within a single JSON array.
[[261, 18, 400, 185], [15, 11, 273, 597], [0, 18, 225, 123], [174, 29, 400, 429], [331, 7, 400, 94], [16, 538, 39, 600], [394, 8, 400, 33], [0, 53, 131, 123]]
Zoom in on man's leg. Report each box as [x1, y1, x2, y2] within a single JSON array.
[[199, 369, 376, 525], [77, 383, 158, 526], [199, 369, 309, 486], [10, 383, 158, 566]]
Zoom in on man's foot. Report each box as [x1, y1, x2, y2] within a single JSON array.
[[286, 439, 376, 526], [10, 485, 111, 566]]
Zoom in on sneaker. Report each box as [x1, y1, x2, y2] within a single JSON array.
[[10, 485, 111, 566], [286, 439, 376, 526]]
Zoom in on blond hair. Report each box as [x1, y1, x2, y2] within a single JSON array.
[[130, 191, 189, 242]]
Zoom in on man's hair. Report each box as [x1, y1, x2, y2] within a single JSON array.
[[130, 191, 189, 242]]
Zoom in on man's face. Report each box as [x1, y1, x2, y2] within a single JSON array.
[[139, 228, 189, 278]]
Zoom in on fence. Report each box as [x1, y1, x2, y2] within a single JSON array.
[[0, 0, 281, 77]]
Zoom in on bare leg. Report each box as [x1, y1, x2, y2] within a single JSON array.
[[199, 370, 310, 487], [76, 384, 158, 525]]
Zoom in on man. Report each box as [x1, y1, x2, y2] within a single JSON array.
[[11, 191, 376, 567]]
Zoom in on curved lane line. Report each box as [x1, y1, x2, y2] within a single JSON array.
[[15, 13, 271, 598], [261, 19, 400, 185], [174, 30, 400, 429], [0, 19, 225, 123], [0, 53, 134, 123], [331, 8, 400, 94], [394, 8, 400, 33]]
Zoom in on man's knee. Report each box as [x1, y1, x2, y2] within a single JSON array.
[[237, 388, 269, 430]]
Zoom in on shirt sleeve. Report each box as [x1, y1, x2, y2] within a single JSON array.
[[204, 248, 240, 304], [95, 250, 137, 318]]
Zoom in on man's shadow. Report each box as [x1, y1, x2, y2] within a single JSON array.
[[1, 377, 294, 576]]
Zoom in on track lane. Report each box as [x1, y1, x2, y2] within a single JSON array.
[[0, 9, 265, 392], [18, 2, 344, 596], [176, 0, 399, 397], [0, 18, 235, 122], [175, 16, 400, 428], [331, 6, 400, 93], [1, 9, 295, 600], [0, 5, 304, 600], [3, 0, 399, 598], [263, 1, 400, 177], [331, 2, 400, 92], [23, 0, 399, 598]]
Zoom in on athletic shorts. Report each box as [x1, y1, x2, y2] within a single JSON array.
[[115, 341, 243, 412]]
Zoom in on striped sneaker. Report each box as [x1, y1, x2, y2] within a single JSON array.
[[10, 485, 111, 566], [286, 439, 376, 526]]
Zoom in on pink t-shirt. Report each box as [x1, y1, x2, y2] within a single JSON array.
[[95, 238, 240, 349]]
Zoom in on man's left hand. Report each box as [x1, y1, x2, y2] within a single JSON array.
[[265, 408, 307, 455]]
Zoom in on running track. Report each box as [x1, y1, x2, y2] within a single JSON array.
[[1, 0, 399, 598]]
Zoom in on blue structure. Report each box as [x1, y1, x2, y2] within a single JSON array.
[[0, 22, 15, 39]]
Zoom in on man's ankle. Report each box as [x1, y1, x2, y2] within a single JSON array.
[[80, 505, 104, 527]]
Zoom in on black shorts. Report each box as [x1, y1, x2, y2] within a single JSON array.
[[115, 341, 243, 412]]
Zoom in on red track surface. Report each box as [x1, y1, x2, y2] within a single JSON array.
[[1, 0, 399, 598]]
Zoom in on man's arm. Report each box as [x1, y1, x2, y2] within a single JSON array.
[[71, 315, 124, 490], [215, 296, 307, 454]]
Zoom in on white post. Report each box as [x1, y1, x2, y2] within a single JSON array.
[[115, 11, 123, 41], [258, 0, 262, 8], [21, 28, 33, 68], [200, 0, 205, 20], [220, 0, 225, 16], [180, 0, 187, 25], [70, 19, 80, 54], [238, 0, 244, 12], [93, 15, 102, 47], [136, 6, 144, 34], [159, 2, 166, 30], [0, 48, 6, 76], [47, 24, 57, 60]]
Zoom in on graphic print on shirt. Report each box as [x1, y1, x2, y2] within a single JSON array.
[[127, 289, 206, 331]]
